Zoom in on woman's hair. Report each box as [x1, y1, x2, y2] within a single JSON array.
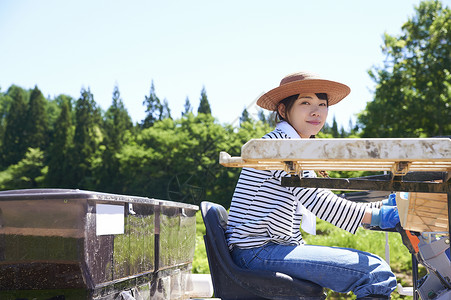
[[274, 93, 330, 178]]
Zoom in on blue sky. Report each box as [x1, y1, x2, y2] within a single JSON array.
[[1, 0, 448, 129]]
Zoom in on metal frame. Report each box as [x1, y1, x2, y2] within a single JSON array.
[[220, 138, 451, 235]]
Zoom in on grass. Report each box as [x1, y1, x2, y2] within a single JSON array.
[[192, 210, 421, 299], [192, 210, 210, 274]]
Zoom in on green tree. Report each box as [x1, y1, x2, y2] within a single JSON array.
[[142, 81, 162, 128], [46, 94, 70, 133], [257, 109, 267, 124], [358, 0, 451, 137], [160, 98, 172, 120], [197, 87, 211, 115], [104, 85, 132, 150], [117, 114, 271, 207], [239, 107, 251, 126], [71, 87, 101, 188], [183, 96, 192, 116], [2, 86, 28, 167], [339, 127, 346, 138], [46, 98, 74, 187], [257, 109, 276, 128], [211, 119, 272, 207], [97, 84, 133, 192], [0, 148, 47, 190], [348, 119, 358, 136], [0, 89, 14, 150], [331, 115, 339, 137], [25, 86, 49, 150], [321, 121, 331, 135]]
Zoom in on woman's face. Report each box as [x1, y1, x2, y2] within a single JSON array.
[[278, 93, 328, 138]]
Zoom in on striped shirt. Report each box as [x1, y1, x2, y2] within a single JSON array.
[[226, 127, 381, 250]]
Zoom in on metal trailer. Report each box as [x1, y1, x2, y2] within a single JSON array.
[[0, 189, 198, 300]]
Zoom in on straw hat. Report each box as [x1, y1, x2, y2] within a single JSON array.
[[256, 71, 351, 111]]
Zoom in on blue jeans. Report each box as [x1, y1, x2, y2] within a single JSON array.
[[230, 242, 397, 298]]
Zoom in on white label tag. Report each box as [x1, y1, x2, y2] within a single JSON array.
[[96, 204, 124, 236]]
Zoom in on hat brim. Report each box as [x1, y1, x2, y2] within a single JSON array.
[[257, 79, 351, 111]]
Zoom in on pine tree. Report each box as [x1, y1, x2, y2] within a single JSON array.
[[183, 96, 192, 116], [240, 107, 251, 126], [322, 121, 331, 135], [197, 87, 211, 115], [2, 86, 28, 166], [104, 85, 132, 149], [331, 115, 339, 137], [71, 87, 100, 187], [99, 84, 133, 192], [348, 118, 357, 136], [257, 109, 266, 123], [160, 98, 172, 120], [0, 90, 14, 147], [25, 86, 49, 150], [142, 81, 162, 128], [46, 98, 73, 187], [339, 127, 346, 138]]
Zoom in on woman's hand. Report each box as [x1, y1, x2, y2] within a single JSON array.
[[370, 206, 400, 229], [382, 193, 397, 206]]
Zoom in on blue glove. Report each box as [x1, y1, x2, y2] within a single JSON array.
[[382, 193, 397, 206], [371, 206, 400, 229]]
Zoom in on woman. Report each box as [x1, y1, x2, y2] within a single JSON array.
[[225, 72, 400, 299]]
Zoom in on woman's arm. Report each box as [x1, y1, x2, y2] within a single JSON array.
[[361, 207, 373, 225]]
